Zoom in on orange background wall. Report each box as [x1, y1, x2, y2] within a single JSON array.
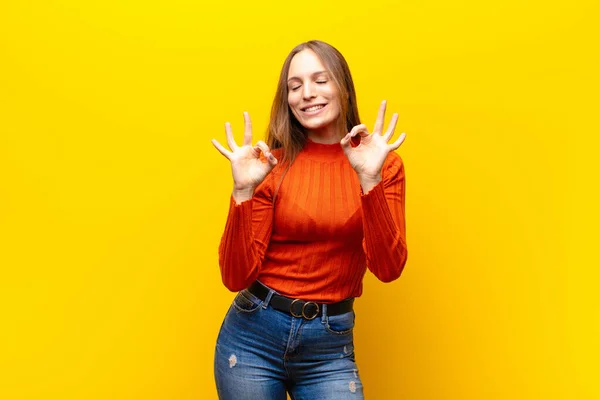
[[1, 1, 597, 399]]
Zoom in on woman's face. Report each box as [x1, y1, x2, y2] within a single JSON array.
[[287, 49, 341, 136]]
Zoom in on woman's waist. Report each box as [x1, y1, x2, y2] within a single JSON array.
[[257, 266, 365, 304]]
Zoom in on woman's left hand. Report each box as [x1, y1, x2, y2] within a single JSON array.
[[340, 100, 406, 191]]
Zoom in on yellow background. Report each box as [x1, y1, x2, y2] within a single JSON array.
[[1, 0, 597, 399]]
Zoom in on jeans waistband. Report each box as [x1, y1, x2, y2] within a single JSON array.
[[248, 281, 354, 321]]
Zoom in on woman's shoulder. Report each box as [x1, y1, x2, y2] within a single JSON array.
[[382, 151, 405, 182], [254, 148, 286, 195], [271, 148, 284, 160], [384, 151, 404, 168]]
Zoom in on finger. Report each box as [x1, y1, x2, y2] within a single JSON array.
[[373, 100, 387, 134], [349, 124, 369, 138], [388, 132, 406, 151], [255, 140, 270, 155], [211, 139, 232, 160], [340, 132, 353, 154], [243, 112, 253, 146], [383, 113, 399, 142], [267, 153, 279, 167], [225, 122, 237, 151], [267, 152, 278, 166], [254, 140, 278, 165], [253, 140, 273, 161]]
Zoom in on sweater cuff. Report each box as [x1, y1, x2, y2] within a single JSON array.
[[230, 194, 253, 208], [224, 195, 254, 243], [360, 180, 397, 233], [360, 178, 384, 199]]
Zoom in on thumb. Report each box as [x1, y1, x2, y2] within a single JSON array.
[[266, 152, 278, 168], [340, 132, 353, 155]]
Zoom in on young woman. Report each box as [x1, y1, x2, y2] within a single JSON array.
[[211, 40, 407, 399]]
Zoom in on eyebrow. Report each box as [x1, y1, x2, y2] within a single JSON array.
[[287, 70, 329, 83]]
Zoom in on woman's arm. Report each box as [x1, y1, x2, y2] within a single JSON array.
[[339, 101, 408, 283], [218, 176, 274, 292], [360, 152, 407, 282], [211, 112, 278, 291]]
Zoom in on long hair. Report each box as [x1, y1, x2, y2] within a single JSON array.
[[266, 40, 361, 165]]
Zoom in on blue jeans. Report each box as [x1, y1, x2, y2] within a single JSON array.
[[214, 285, 364, 399]]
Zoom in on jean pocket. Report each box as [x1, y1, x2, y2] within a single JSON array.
[[325, 310, 355, 335], [232, 289, 263, 313]]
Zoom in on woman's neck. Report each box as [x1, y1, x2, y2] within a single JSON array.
[[306, 124, 343, 144]]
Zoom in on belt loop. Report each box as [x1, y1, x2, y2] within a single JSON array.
[[320, 304, 328, 323], [262, 289, 275, 309]]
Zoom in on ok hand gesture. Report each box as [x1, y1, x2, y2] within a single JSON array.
[[340, 101, 406, 191], [211, 112, 278, 201]]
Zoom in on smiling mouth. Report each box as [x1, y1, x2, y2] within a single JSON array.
[[301, 104, 327, 112]]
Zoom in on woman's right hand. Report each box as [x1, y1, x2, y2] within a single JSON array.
[[211, 112, 278, 202]]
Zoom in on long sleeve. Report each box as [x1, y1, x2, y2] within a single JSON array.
[[360, 151, 408, 282], [218, 174, 274, 292]]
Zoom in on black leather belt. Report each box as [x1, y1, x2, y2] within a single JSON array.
[[248, 281, 354, 320]]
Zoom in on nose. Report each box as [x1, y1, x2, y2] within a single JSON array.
[[302, 81, 316, 100]]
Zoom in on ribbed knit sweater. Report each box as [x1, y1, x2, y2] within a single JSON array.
[[218, 138, 407, 303]]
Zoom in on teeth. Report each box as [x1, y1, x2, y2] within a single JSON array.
[[305, 105, 325, 112]]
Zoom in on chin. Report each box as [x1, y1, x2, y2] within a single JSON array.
[[303, 120, 329, 130], [300, 116, 337, 131]]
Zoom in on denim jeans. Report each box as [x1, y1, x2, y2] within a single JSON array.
[[214, 285, 364, 399]]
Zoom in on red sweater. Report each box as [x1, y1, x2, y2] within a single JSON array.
[[218, 138, 407, 303]]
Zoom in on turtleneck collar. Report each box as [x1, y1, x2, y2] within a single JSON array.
[[301, 137, 346, 161]]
